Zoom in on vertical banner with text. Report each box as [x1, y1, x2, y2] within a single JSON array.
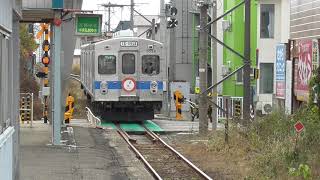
[[294, 40, 313, 102], [276, 44, 286, 98]]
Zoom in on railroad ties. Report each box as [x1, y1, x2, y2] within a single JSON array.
[[117, 124, 212, 180]]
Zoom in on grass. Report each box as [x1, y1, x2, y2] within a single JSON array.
[[173, 107, 320, 179], [66, 64, 87, 119]]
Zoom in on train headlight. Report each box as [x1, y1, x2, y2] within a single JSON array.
[[100, 81, 108, 94], [150, 81, 158, 94]]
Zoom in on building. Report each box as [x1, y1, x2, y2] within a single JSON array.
[[222, 0, 258, 98], [0, 0, 22, 179], [289, 0, 320, 112], [134, 15, 160, 40], [256, 0, 290, 115]]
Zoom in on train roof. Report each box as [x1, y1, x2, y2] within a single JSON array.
[[94, 37, 163, 46]]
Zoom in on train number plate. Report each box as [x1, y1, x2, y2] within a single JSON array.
[[120, 41, 138, 47]]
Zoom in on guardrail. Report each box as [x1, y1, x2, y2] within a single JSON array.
[[85, 107, 101, 128]]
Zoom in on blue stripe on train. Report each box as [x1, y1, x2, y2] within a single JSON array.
[[94, 81, 163, 90]]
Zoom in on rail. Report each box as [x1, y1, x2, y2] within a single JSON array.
[[85, 107, 101, 128], [117, 125, 212, 180], [145, 128, 212, 180], [117, 126, 163, 180]]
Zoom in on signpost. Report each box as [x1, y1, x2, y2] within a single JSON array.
[[294, 121, 305, 133], [293, 121, 304, 159], [75, 14, 102, 36]]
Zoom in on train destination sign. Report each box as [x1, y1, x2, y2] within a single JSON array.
[[120, 41, 138, 47], [75, 14, 102, 36]]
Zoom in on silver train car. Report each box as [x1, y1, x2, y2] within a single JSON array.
[[80, 37, 167, 121]]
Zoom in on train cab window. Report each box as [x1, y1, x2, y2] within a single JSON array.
[[142, 55, 160, 75], [98, 55, 116, 74], [122, 54, 135, 74]]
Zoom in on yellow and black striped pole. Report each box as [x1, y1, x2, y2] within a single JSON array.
[[21, 97, 25, 123], [174, 90, 184, 120], [42, 24, 50, 123], [64, 93, 75, 124], [234, 100, 242, 118], [26, 96, 31, 124]]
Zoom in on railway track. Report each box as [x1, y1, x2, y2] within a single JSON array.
[[117, 124, 212, 180]]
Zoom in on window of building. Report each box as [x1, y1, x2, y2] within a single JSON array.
[[98, 55, 116, 74], [260, 63, 274, 94], [122, 54, 135, 74], [142, 55, 160, 75], [260, 4, 275, 38], [236, 69, 243, 84]]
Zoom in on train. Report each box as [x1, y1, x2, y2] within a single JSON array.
[[80, 35, 167, 121]]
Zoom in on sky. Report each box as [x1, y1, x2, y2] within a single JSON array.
[[82, 0, 161, 31]]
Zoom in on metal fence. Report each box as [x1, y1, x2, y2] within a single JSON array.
[[217, 96, 243, 119], [0, 126, 15, 180], [85, 107, 101, 128]]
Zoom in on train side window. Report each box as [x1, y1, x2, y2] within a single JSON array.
[[142, 55, 160, 75], [122, 54, 135, 74], [98, 55, 116, 74]]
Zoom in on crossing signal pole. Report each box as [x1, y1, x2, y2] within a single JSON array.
[[166, 2, 178, 82], [36, 23, 51, 123]]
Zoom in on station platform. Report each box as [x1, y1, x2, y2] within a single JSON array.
[[19, 121, 153, 180]]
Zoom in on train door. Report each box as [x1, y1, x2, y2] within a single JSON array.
[[119, 51, 138, 98]]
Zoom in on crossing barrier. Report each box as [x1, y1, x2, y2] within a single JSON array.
[[19, 93, 34, 126]]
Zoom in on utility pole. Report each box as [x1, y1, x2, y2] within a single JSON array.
[[211, 1, 218, 130], [243, 0, 251, 125], [169, 28, 176, 81], [151, 18, 156, 40], [52, 11, 62, 145], [130, 0, 134, 30], [198, 1, 209, 134], [108, 5, 111, 32], [168, 0, 177, 82]]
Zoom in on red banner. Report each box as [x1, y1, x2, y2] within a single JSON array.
[[294, 40, 313, 102]]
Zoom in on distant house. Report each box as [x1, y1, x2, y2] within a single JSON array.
[[134, 15, 160, 40], [114, 21, 132, 32]]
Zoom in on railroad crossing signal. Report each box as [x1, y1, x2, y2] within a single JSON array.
[[36, 71, 47, 78], [166, 4, 178, 29], [167, 18, 178, 29]]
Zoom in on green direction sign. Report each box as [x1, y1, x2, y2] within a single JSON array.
[[75, 14, 102, 36]]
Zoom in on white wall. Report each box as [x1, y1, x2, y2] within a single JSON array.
[[257, 0, 290, 97]]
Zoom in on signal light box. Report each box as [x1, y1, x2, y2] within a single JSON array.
[[75, 14, 102, 36]]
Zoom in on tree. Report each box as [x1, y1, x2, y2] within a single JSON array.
[[19, 24, 38, 60]]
